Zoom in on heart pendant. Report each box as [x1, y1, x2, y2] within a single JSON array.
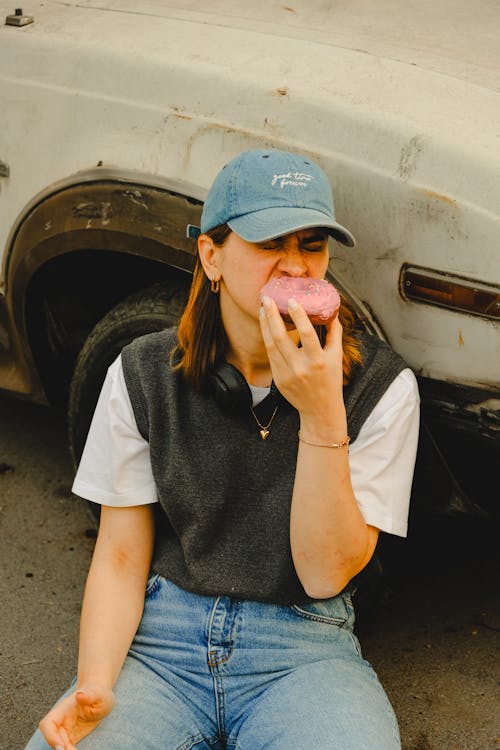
[[260, 429, 270, 440]]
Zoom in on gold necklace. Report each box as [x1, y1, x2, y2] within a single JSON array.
[[250, 405, 278, 440]]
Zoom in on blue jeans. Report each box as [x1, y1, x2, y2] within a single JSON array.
[[26, 574, 401, 749]]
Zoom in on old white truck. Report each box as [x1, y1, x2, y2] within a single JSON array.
[[1, 1, 499, 516]]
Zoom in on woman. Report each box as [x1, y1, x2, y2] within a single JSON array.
[[27, 148, 419, 750]]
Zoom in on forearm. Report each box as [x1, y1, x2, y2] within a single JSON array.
[[259, 300, 378, 597], [290, 406, 375, 599], [77, 555, 147, 688], [76, 505, 154, 689]]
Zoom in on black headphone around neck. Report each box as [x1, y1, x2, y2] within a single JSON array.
[[208, 362, 285, 412]]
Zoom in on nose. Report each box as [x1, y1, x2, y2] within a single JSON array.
[[277, 240, 307, 277]]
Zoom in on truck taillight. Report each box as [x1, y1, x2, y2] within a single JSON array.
[[400, 265, 500, 320]]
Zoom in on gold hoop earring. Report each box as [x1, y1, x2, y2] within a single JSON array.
[[210, 277, 220, 294]]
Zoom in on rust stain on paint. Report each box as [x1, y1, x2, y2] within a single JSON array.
[[458, 329, 465, 347], [182, 120, 282, 167], [422, 189, 457, 206]]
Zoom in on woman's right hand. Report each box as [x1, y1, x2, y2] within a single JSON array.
[[39, 684, 115, 749], [38, 505, 154, 748]]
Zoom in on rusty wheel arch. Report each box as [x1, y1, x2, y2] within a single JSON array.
[[3, 174, 203, 403]]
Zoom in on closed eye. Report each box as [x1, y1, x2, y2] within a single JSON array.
[[255, 234, 328, 252], [256, 241, 283, 251], [301, 241, 327, 252]]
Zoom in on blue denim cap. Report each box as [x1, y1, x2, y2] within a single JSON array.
[[187, 149, 355, 247]]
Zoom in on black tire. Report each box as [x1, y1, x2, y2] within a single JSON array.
[[68, 281, 188, 468]]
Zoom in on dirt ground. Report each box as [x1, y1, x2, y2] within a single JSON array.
[[0, 394, 498, 750]]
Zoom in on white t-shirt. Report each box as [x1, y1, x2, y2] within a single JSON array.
[[73, 356, 420, 537]]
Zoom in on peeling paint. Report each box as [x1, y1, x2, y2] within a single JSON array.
[[398, 135, 425, 181], [73, 202, 101, 219], [101, 202, 112, 225], [73, 201, 113, 221], [44, 221, 52, 231], [274, 86, 289, 97], [124, 189, 149, 210]]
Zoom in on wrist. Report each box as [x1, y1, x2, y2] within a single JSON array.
[[299, 407, 347, 444], [298, 432, 350, 449], [75, 676, 115, 693]]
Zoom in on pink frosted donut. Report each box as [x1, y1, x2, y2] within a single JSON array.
[[260, 277, 340, 325]]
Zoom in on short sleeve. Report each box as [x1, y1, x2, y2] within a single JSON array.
[[71, 355, 157, 507], [348, 368, 420, 537]]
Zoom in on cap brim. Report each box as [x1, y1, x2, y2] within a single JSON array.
[[227, 207, 356, 247]]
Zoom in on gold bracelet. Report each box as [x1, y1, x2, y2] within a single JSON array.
[[298, 432, 351, 449]]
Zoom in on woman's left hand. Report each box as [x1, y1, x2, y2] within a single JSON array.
[[259, 295, 344, 423]]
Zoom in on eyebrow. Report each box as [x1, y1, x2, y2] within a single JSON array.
[[300, 232, 328, 242], [257, 232, 328, 247]]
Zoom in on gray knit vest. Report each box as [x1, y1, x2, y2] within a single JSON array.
[[121, 328, 407, 604]]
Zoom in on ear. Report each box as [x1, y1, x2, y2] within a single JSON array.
[[198, 234, 221, 282]]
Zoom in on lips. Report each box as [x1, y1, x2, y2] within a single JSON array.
[[260, 277, 341, 325]]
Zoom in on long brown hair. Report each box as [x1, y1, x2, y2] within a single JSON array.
[[172, 225, 363, 389]]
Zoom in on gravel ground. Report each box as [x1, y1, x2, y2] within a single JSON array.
[[0, 394, 498, 750]]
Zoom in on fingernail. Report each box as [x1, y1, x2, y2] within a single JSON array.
[[288, 297, 298, 310], [262, 295, 271, 308], [55, 745, 64, 750], [259, 305, 266, 319]]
